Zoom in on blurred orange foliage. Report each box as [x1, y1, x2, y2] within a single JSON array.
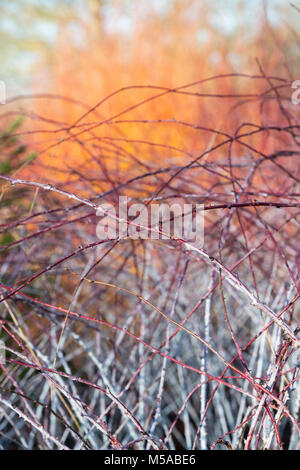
[[18, 0, 299, 199]]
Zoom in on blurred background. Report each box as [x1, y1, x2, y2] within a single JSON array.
[[0, 0, 300, 450]]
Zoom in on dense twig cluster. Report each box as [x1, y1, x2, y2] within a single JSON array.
[[0, 74, 299, 449]]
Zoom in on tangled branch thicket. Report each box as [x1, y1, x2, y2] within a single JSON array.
[[0, 72, 300, 450]]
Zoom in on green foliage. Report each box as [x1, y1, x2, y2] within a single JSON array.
[[0, 117, 37, 176], [0, 158, 11, 174], [0, 232, 15, 245]]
